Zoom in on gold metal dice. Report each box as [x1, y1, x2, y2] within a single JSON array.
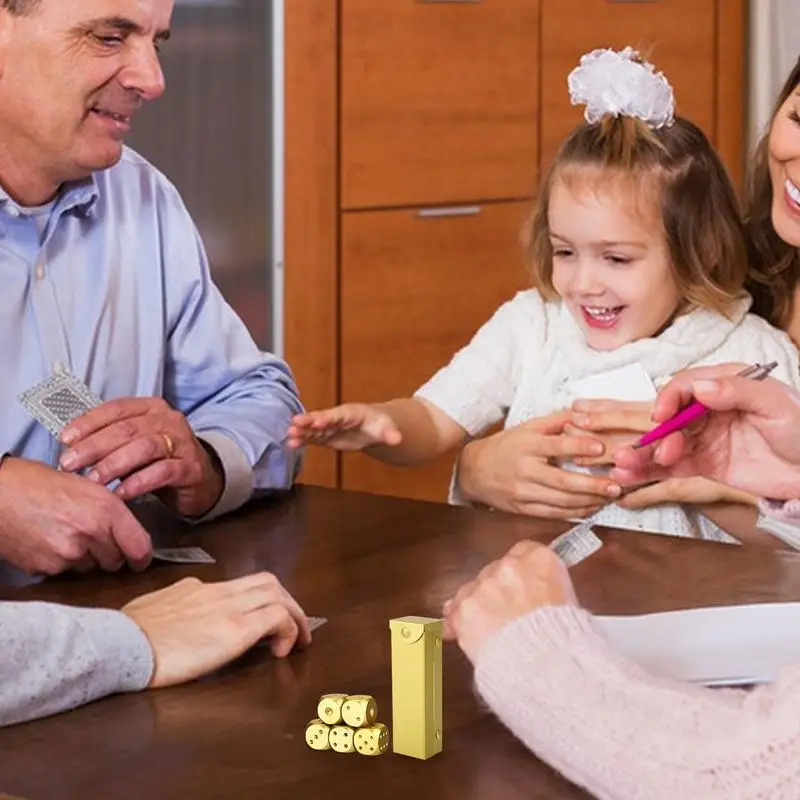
[[306, 694, 389, 755]]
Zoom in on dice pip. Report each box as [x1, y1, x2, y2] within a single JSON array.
[[305, 718, 331, 750], [317, 693, 348, 725], [329, 724, 356, 753], [354, 723, 389, 756], [341, 695, 377, 728]]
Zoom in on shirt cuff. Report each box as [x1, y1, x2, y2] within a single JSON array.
[[194, 431, 254, 522], [757, 497, 800, 522]]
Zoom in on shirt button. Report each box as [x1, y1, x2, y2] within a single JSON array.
[[52, 362, 64, 375], [34, 264, 45, 280], [6, 206, 19, 218]]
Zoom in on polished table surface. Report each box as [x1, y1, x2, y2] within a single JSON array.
[[2, 485, 800, 799]]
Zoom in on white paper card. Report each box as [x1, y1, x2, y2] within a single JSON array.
[[571, 363, 656, 403], [596, 602, 800, 686], [756, 513, 800, 551]]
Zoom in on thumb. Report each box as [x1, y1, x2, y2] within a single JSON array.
[[362, 414, 402, 445], [690, 376, 785, 418]]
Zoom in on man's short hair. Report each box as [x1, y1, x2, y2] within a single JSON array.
[[1, 0, 40, 13]]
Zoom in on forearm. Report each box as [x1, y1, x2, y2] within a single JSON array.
[[364, 398, 465, 466], [0, 603, 153, 727], [474, 606, 800, 799]]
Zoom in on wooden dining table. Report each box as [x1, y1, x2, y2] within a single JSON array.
[[1, 485, 800, 799]]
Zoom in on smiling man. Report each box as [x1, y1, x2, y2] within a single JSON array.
[[0, 0, 303, 576]]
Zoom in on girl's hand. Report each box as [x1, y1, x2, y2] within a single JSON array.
[[567, 400, 654, 466], [285, 404, 402, 451]]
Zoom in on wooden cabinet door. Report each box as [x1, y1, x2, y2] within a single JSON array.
[[540, 0, 717, 170], [340, 201, 531, 502], [341, 0, 540, 210]]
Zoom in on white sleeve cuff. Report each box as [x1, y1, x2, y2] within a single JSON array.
[[194, 431, 254, 521]]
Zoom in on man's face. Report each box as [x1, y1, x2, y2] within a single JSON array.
[[0, 0, 173, 187]]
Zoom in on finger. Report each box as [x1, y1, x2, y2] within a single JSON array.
[[85, 433, 177, 486], [71, 554, 99, 573], [361, 417, 402, 446], [690, 375, 797, 418], [252, 605, 301, 658], [651, 364, 748, 422], [536, 434, 605, 460], [87, 537, 126, 572], [533, 462, 621, 499], [108, 507, 153, 572], [441, 615, 457, 641], [615, 482, 673, 509], [114, 458, 187, 501], [61, 398, 166, 446], [568, 411, 652, 435], [571, 399, 651, 415], [512, 481, 614, 509]]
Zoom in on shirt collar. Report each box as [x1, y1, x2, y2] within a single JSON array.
[[0, 173, 99, 218]]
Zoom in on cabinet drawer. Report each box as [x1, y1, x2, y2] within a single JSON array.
[[340, 200, 531, 501], [540, 0, 717, 170], [341, 0, 540, 210]]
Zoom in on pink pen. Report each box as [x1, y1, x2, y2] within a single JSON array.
[[632, 361, 778, 449]]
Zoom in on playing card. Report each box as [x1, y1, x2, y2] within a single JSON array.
[[18, 371, 102, 436], [756, 513, 800, 551], [152, 546, 217, 564], [308, 616, 327, 632], [549, 524, 603, 567]]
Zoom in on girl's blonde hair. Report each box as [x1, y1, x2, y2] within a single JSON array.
[[744, 56, 800, 328], [527, 114, 748, 317]]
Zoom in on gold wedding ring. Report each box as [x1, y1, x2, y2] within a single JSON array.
[[162, 433, 175, 458]]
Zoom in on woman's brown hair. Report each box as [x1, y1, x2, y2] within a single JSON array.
[[745, 57, 800, 327], [527, 114, 749, 317]]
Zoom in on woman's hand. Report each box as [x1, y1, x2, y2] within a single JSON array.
[[566, 399, 654, 466], [616, 476, 756, 509], [456, 411, 622, 519], [442, 541, 578, 664], [612, 369, 800, 500]]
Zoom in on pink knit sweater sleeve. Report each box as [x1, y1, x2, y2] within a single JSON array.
[[474, 606, 800, 799]]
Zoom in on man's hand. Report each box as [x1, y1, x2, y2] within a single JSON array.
[[456, 411, 621, 519], [0, 459, 152, 574], [122, 572, 312, 687], [443, 541, 578, 664], [59, 398, 224, 518]]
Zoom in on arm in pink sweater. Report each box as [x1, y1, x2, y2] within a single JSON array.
[[474, 606, 800, 800]]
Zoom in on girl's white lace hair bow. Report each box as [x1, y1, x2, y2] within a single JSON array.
[[567, 46, 675, 129]]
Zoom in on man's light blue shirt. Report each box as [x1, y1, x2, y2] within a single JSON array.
[[0, 147, 303, 519]]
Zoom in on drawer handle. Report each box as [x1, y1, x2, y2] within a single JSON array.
[[606, 0, 660, 3], [417, 0, 482, 3], [416, 206, 481, 218]]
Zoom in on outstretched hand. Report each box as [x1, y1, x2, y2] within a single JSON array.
[[285, 404, 402, 452]]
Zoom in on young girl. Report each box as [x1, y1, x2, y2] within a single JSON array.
[[286, 47, 800, 541]]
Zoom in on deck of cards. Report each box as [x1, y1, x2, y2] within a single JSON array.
[[18, 370, 102, 437], [549, 524, 603, 567]]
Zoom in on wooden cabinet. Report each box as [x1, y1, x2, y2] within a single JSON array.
[[341, 0, 540, 209], [540, 0, 717, 170], [340, 202, 531, 500], [284, 0, 747, 503]]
